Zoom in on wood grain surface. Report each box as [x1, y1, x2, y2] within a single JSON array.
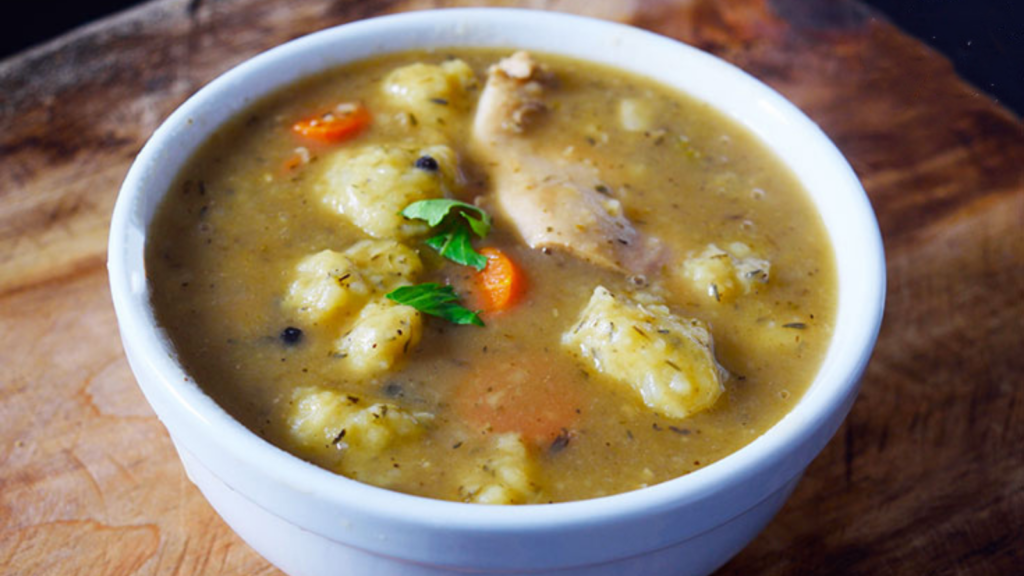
[[1, 0, 1021, 574]]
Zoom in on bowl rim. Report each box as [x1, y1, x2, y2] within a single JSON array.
[[108, 5, 885, 547]]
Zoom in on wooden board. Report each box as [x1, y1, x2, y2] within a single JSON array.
[[1, 0, 1021, 574]]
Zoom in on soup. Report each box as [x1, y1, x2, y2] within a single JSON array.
[[147, 49, 836, 504]]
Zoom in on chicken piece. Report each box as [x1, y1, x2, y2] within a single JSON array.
[[472, 52, 660, 273], [315, 143, 461, 239], [562, 287, 726, 419], [457, 433, 539, 505], [490, 159, 650, 272], [282, 240, 422, 324], [286, 386, 432, 484], [679, 242, 770, 303], [472, 51, 551, 136]]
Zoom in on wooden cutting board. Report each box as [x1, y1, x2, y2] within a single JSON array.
[[1, 0, 1021, 574]]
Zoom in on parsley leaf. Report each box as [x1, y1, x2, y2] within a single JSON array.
[[460, 211, 490, 238], [424, 224, 489, 270], [385, 283, 484, 327], [401, 200, 492, 270], [401, 199, 492, 234]]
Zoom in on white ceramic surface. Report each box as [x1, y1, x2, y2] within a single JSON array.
[[108, 8, 885, 576]]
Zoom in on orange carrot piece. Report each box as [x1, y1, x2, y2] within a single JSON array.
[[475, 247, 525, 313], [291, 103, 371, 144], [455, 359, 584, 445]]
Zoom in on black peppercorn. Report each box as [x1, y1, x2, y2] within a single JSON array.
[[415, 155, 439, 171], [280, 326, 303, 345]]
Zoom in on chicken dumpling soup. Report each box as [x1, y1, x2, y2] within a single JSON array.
[[147, 49, 836, 504]]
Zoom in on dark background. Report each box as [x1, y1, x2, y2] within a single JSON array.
[[1, 0, 1022, 116]]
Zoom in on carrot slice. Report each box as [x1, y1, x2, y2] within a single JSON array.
[[291, 103, 371, 144], [455, 358, 584, 445], [474, 247, 525, 313]]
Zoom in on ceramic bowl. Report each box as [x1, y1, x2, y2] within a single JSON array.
[[108, 9, 885, 576]]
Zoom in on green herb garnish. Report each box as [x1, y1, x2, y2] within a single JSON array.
[[401, 199, 492, 270], [385, 283, 484, 327]]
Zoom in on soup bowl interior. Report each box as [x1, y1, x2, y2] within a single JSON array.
[[108, 8, 885, 576]]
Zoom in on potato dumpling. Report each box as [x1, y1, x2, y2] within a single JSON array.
[[286, 386, 432, 483], [457, 433, 538, 505], [334, 298, 423, 377], [679, 242, 770, 303], [282, 249, 373, 324], [618, 97, 654, 132], [316, 144, 461, 239], [283, 240, 422, 324], [341, 239, 424, 293], [562, 287, 726, 419], [382, 59, 477, 121]]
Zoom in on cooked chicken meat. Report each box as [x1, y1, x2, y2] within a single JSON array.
[[473, 52, 661, 273]]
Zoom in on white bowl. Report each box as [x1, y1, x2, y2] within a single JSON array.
[[108, 9, 885, 576]]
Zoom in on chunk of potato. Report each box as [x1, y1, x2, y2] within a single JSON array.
[[458, 433, 538, 505], [382, 59, 477, 119], [283, 240, 422, 324], [316, 144, 461, 239], [334, 298, 423, 377], [286, 386, 432, 483], [680, 242, 770, 303], [562, 286, 725, 419], [618, 98, 654, 132]]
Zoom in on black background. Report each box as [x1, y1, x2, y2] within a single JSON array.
[[2, 0, 1022, 116]]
